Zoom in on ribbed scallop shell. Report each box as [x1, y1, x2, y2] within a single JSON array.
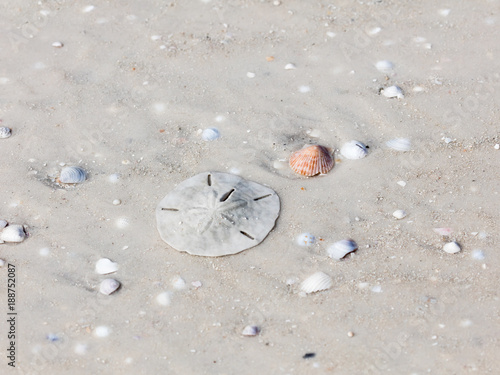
[[300, 272, 333, 294], [289, 145, 333, 177], [59, 166, 87, 184], [0, 225, 26, 243], [0, 127, 12, 139]]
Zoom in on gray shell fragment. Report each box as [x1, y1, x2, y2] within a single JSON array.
[[156, 172, 280, 257], [59, 166, 87, 184]]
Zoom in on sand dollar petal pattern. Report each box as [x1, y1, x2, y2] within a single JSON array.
[[156, 172, 280, 256]]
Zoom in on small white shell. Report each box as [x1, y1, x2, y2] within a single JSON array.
[[0, 225, 26, 243], [382, 85, 404, 99], [95, 258, 119, 275], [327, 240, 358, 260], [172, 276, 186, 290], [59, 166, 87, 184], [443, 241, 461, 254], [300, 272, 332, 294], [0, 127, 12, 139], [52, 41, 63, 48], [0, 220, 7, 229], [375, 60, 394, 73], [201, 128, 220, 141], [99, 278, 120, 295], [340, 140, 368, 160], [284, 63, 296, 70], [156, 291, 172, 306], [242, 325, 260, 336], [393, 209, 407, 219], [296, 232, 315, 247], [93, 325, 111, 338], [386, 138, 411, 152]]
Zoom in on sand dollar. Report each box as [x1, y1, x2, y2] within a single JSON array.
[[156, 172, 280, 257]]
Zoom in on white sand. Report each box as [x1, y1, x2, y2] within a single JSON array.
[[0, 1, 499, 373]]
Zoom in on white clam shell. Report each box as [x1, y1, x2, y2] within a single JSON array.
[[443, 241, 461, 254], [0, 127, 12, 139], [340, 140, 368, 160], [201, 128, 220, 141], [375, 60, 394, 73], [0, 225, 26, 243], [300, 272, 332, 294], [327, 239, 358, 260], [382, 85, 404, 99], [393, 209, 407, 219], [386, 138, 411, 152], [242, 325, 260, 336], [99, 278, 120, 295], [296, 232, 315, 247], [95, 258, 119, 275], [59, 166, 87, 184]]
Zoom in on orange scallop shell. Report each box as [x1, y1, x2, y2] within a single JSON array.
[[289, 145, 334, 176]]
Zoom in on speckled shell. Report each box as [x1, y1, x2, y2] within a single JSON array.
[[0, 127, 12, 139], [300, 272, 333, 294], [0, 225, 26, 243], [327, 239, 358, 260], [59, 166, 87, 184], [289, 145, 334, 177]]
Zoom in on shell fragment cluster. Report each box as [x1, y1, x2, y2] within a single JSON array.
[[156, 172, 280, 257]]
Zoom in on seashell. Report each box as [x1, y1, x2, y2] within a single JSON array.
[[0, 219, 7, 229], [284, 63, 296, 70], [289, 145, 334, 177], [201, 127, 220, 141], [93, 325, 111, 338], [443, 241, 461, 254], [156, 291, 172, 306], [242, 325, 260, 336], [59, 166, 87, 184], [300, 272, 332, 294], [0, 126, 12, 139], [375, 60, 394, 73], [99, 278, 120, 295], [386, 138, 411, 152], [52, 41, 63, 48], [0, 225, 26, 243], [340, 140, 368, 160], [393, 209, 407, 219], [296, 232, 315, 247], [172, 276, 186, 290], [327, 239, 358, 260], [382, 85, 404, 99], [95, 258, 119, 275]]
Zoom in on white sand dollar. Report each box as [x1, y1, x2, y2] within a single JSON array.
[[156, 172, 280, 256]]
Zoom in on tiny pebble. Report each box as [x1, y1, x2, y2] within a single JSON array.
[[94, 325, 111, 338], [201, 127, 220, 141], [246, 72, 256, 78], [52, 41, 63, 48], [393, 210, 407, 219], [74, 343, 88, 355], [371, 285, 382, 293], [303, 353, 316, 359], [494, 144, 499, 150], [347, 331, 354, 337], [112, 199, 121, 205], [0, 259, 5, 267], [156, 291, 171, 306], [443, 241, 461, 254], [298, 85, 311, 93], [284, 63, 296, 70], [397, 181, 407, 187]]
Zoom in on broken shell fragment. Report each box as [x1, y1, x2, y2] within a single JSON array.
[[156, 172, 280, 256], [327, 239, 358, 260], [300, 272, 332, 294], [289, 145, 334, 177], [95, 258, 119, 275], [443, 241, 461, 254], [340, 140, 368, 160], [242, 325, 260, 336], [201, 128, 220, 141], [386, 138, 411, 152], [59, 166, 87, 184], [382, 85, 404, 99], [393, 209, 407, 219], [0, 225, 26, 243], [99, 278, 120, 295], [0, 127, 12, 139], [0, 220, 7, 229], [375, 60, 394, 73]]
